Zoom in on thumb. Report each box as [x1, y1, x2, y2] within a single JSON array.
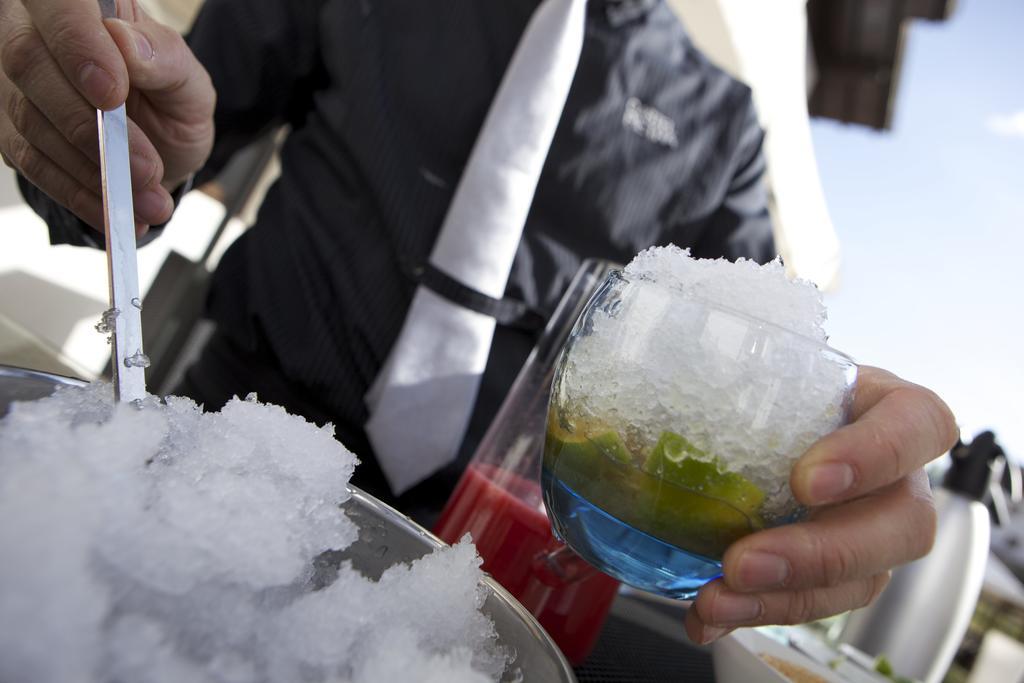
[[103, 14, 212, 118]]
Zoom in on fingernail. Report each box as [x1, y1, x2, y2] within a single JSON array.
[[734, 550, 790, 590], [108, 18, 154, 61], [129, 25, 154, 60], [710, 592, 763, 625], [699, 625, 730, 645], [77, 62, 116, 107], [136, 188, 171, 223], [807, 462, 855, 503]]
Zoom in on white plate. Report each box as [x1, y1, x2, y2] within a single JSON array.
[[713, 628, 848, 683]]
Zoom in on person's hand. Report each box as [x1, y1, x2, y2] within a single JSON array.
[[0, 0, 214, 235], [684, 365, 958, 644]]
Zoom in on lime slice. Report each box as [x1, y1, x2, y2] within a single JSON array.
[[587, 430, 632, 464], [643, 431, 765, 516], [544, 414, 632, 467], [544, 418, 766, 559], [544, 417, 625, 509], [543, 413, 594, 468]]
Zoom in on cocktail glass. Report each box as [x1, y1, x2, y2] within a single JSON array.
[[542, 269, 857, 599]]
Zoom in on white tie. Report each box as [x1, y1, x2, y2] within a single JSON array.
[[364, 0, 587, 495]]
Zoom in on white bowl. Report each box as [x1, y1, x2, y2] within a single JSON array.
[[713, 628, 847, 683]]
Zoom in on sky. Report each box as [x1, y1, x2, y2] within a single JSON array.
[[811, 0, 1024, 461]]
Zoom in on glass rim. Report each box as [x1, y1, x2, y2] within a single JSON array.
[[605, 269, 857, 365]]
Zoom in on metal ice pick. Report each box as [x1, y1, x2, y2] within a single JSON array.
[[97, 0, 146, 402]]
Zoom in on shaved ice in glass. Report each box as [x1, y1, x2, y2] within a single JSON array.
[[542, 247, 857, 599]]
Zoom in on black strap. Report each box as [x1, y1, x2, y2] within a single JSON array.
[[412, 262, 546, 331]]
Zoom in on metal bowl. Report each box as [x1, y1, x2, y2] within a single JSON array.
[[0, 365, 87, 408], [0, 365, 576, 682]]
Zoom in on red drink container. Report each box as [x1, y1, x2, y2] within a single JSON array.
[[433, 260, 620, 666], [435, 464, 620, 665]]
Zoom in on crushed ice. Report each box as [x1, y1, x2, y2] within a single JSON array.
[[123, 351, 151, 368], [94, 307, 120, 335], [0, 384, 506, 682], [566, 246, 854, 519], [94, 307, 120, 345], [623, 246, 828, 342]]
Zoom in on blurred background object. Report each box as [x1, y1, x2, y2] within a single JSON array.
[[671, 0, 844, 290], [669, 0, 953, 291], [837, 430, 1005, 683], [136, 0, 203, 34], [806, 0, 956, 131]]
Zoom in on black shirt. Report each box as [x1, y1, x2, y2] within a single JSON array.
[[23, 0, 774, 513]]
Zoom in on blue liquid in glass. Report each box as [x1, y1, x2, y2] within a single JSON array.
[[542, 468, 723, 599]]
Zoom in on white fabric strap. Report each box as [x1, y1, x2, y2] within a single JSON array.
[[364, 0, 587, 495]]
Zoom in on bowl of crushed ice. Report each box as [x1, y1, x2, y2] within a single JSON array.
[[0, 365, 575, 683]]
